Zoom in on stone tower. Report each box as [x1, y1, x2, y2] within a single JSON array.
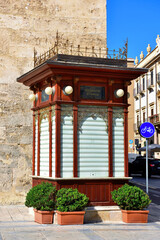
[[0, 0, 107, 204]]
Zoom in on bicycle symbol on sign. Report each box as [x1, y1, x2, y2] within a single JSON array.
[[141, 126, 154, 134]]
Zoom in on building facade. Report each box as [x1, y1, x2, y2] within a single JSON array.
[[134, 35, 160, 157]]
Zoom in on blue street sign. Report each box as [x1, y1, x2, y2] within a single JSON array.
[[129, 139, 133, 144], [139, 122, 155, 139], [138, 122, 155, 195]]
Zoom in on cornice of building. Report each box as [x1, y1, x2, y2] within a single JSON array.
[[136, 46, 160, 69]]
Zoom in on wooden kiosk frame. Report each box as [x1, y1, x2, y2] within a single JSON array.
[[17, 55, 147, 205]]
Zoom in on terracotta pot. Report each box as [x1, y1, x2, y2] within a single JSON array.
[[34, 209, 54, 224], [56, 210, 85, 225], [122, 210, 149, 223]]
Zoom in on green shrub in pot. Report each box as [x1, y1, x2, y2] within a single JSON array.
[[56, 188, 89, 212], [111, 184, 151, 210], [25, 182, 56, 211]]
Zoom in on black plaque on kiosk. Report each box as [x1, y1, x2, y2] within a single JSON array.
[[80, 86, 105, 100]]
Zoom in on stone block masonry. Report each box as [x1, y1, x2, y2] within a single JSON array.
[[0, 0, 106, 204]]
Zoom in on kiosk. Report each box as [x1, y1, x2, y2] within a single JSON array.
[[17, 49, 147, 205]]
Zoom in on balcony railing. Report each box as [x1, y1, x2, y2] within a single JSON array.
[[34, 32, 128, 67], [134, 115, 160, 133], [149, 114, 160, 125]]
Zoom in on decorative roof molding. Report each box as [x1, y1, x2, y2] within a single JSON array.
[[34, 32, 128, 67]]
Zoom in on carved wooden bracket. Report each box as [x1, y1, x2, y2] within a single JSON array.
[[125, 81, 131, 86], [109, 80, 114, 86], [55, 75, 62, 83], [74, 77, 79, 83]]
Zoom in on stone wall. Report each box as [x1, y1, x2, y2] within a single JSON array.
[[0, 0, 106, 204]]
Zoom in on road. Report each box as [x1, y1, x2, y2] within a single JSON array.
[[130, 174, 160, 222]]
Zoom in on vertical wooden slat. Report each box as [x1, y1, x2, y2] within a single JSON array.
[[55, 76, 61, 101], [124, 107, 128, 177], [108, 80, 114, 103], [49, 106, 52, 177], [37, 110, 40, 176], [55, 104, 61, 177], [32, 112, 35, 175], [73, 105, 78, 177], [108, 107, 113, 177], [73, 77, 78, 177], [74, 77, 79, 101]]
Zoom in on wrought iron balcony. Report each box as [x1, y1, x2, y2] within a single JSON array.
[[149, 114, 160, 125]]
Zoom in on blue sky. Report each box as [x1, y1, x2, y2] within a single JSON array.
[[107, 0, 160, 61]]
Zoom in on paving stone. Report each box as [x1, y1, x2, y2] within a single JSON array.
[[1, 206, 160, 240]]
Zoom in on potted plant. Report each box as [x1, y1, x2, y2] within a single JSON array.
[[25, 182, 56, 224], [56, 188, 89, 225], [111, 184, 151, 223]]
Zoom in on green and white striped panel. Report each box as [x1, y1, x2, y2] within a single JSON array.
[[60, 105, 73, 178], [35, 119, 38, 176], [40, 118, 49, 176], [52, 112, 55, 177], [112, 107, 124, 177], [78, 106, 108, 178]]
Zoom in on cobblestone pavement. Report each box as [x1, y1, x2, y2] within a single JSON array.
[[0, 205, 160, 240]]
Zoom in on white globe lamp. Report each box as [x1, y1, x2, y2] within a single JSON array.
[[64, 86, 73, 95], [115, 89, 124, 98], [45, 87, 53, 95], [29, 94, 36, 102]]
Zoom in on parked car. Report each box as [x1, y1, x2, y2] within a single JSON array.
[[128, 153, 140, 163], [129, 156, 160, 177]]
